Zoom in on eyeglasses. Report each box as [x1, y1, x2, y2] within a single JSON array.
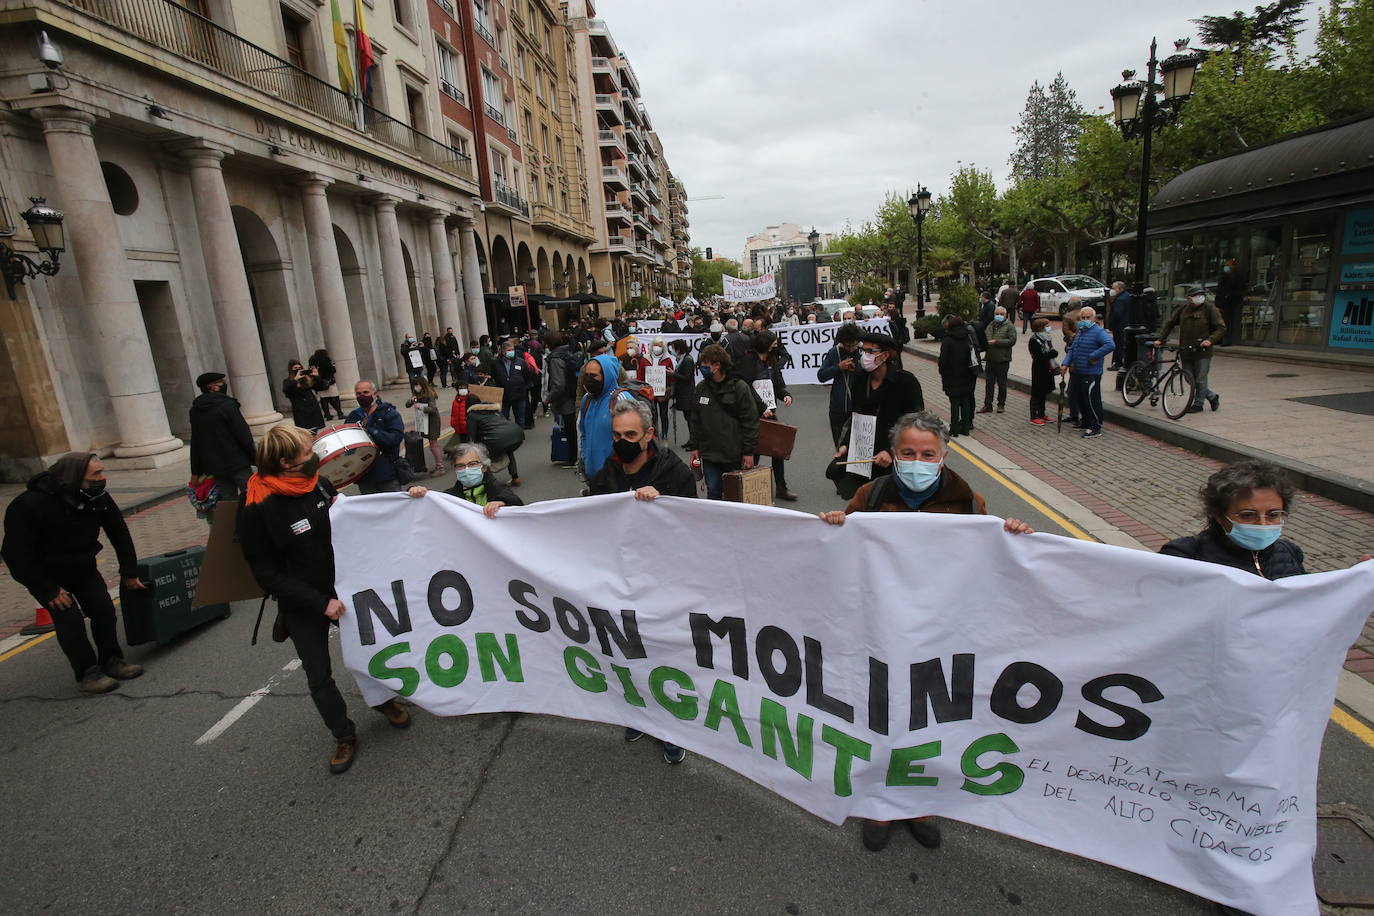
[[1229, 510, 1287, 525], [859, 348, 883, 355], [456, 460, 484, 469]]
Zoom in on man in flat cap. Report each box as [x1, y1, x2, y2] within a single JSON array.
[[189, 371, 255, 502]]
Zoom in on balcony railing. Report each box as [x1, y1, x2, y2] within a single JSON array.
[[474, 18, 495, 47], [492, 179, 529, 216], [440, 79, 465, 105], [434, 0, 455, 15], [484, 102, 504, 124], [58, 0, 473, 180], [606, 235, 630, 249], [601, 165, 628, 185]]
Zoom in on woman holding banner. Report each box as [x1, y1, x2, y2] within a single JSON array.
[[636, 336, 675, 436]]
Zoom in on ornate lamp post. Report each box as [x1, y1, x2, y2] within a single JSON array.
[[1110, 38, 1204, 294], [907, 187, 932, 315], [807, 227, 820, 301], [2, 197, 65, 299]]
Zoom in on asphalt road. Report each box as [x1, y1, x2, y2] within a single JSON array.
[[0, 384, 1369, 915]]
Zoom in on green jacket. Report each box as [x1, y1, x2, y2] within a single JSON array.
[[983, 320, 1017, 363], [685, 373, 760, 463], [1160, 301, 1226, 350]]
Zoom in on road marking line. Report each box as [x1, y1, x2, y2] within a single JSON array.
[[0, 631, 53, 661], [946, 440, 1096, 542], [195, 658, 302, 746], [1332, 706, 1374, 750]]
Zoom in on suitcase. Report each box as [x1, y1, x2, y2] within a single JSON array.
[[756, 419, 797, 460], [404, 430, 428, 473], [121, 546, 231, 646], [551, 422, 572, 463], [723, 465, 774, 505]]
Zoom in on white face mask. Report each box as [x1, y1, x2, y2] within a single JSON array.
[[1190, 295, 1206, 305], [651, 346, 663, 356], [859, 351, 882, 372]]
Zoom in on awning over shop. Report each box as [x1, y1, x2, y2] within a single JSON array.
[[1097, 187, 1374, 245], [571, 293, 615, 304]]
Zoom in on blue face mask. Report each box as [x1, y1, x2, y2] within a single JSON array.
[[1078, 319, 1093, 330], [456, 466, 484, 488], [1225, 520, 1283, 551], [894, 459, 941, 493], [699, 365, 713, 378], [993, 315, 1006, 323]]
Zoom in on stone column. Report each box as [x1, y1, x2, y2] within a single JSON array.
[[446, 225, 469, 345], [428, 210, 464, 344], [298, 174, 359, 399], [34, 107, 183, 460], [373, 195, 413, 382], [457, 216, 489, 340], [176, 140, 281, 431]]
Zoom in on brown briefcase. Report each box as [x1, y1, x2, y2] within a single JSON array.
[[723, 465, 774, 505], [468, 383, 506, 405], [756, 419, 797, 460]]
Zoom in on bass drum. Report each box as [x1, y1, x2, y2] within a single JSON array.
[[312, 423, 378, 489]]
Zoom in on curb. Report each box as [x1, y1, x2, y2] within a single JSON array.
[[121, 486, 189, 518], [903, 343, 1374, 514]]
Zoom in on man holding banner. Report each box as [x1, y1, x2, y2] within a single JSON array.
[[686, 344, 759, 500]]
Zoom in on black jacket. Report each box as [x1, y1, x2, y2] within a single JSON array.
[[1159, 525, 1306, 580], [587, 443, 697, 498], [685, 374, 760, 463], [938, 331, 979, 397], [545, 345, 583, 416], [817, 344, 855, 419], [491, 353, 534, 399], [2, 471, 138, 605], [188, 390, 255, 477], [238, 479, 339, 615], [850, 368, 925, 455], [282, 375, 324, 430], [670, 354, 696, 410]]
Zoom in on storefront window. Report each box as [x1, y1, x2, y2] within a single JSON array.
[[1239, 225, 1281, 344], [1203, 229, 1240, 296], [1280, 217, 1332, 346], [1173, 233, 1207, 300], [1148, 237, 1175, 299]]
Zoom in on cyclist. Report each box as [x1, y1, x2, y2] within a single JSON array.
[[1154, 286, 1225, 413]]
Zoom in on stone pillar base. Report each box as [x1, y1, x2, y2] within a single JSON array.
[[112, 435, 185, 459], [243, 410, 285, 437], [103, 444, 191, 471]]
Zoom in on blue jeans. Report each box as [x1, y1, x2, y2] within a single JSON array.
[[702, 459, 741, 500], [501, 397, 527, 428], [1070, 373, 1104, 432]]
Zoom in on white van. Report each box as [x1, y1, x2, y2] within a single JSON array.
[[821, 300, 882, 321]]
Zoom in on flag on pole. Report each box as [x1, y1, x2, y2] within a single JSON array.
[[354, 0, 376, 104], [331, 0, 355, 95]]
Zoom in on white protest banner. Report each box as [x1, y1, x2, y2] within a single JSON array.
[[333, 495, 1372, 916], [752, 379, 776, 410], [846, 413, 876, 478], [653, 318, 888, 389], [722, 273, 777, 302], [645, 365, 668, 397], [406, 349, 423, 370], [633, 320, 663, 334], [658, 295, 676, 310]]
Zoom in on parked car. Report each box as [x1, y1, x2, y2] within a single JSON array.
[[820, 299, 882, 321], [1029, 274, 1109, 317]]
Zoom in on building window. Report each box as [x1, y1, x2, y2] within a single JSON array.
[[504, 97, 516, 137], [547, 182, 554, 207], [491, 149, 509, 183], [516, 45, 527, 81], [280, 6, 308, 70], [541, 125, 551, 156], [448, 132, 470, 160], [496, 26, 508, 70], [392, 0, 411, 31], [480, 68, 503, 122], [534, 66, 544, 101], [473, 0, 495, 45], [560, 188, 568, 213], [405, 85, 426, 131], [555, 137, 563, 166], [522, 110, 534, 144], [436, 41, 465, 103], [544, 23, 552, 54]]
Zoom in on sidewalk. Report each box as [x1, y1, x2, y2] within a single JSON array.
[[908, 327, 1374, 510]]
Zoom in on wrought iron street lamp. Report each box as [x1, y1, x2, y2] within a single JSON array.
[[907, 186, 932, 314], [807, 227, 820, 301], [1110, 38, 1204, 295], [2, 197, 65, 299]]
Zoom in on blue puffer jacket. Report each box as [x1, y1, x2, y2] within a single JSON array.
[[1062, 323, 1114, 376]]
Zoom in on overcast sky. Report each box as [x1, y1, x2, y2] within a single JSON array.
[[592, 0, 1318, 264]]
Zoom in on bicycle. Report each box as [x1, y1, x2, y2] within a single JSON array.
[[1121, 344, 1195, 419]]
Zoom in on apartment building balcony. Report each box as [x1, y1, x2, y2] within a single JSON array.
[[591, 56, 615, 75], [53, 0, 476, 182], [434, 0, 455, 15], [645, 159, 660, 182], [628, 183, 647, 205], [596, 130, 626, 159], [626, 155, 646, 180], [632, 210, 649, 229], [492, 178, 529, 217], [644, 182, 661, 202], [606, 235, 631, 252], [439, 79, 465, 106], [618, 57, 640, 95], [602, 200, 631, 223], [594, 94, 622, 125], [646, 204, 661, 224], [474, 18, 495, 48], [600, 164, 628, 189]]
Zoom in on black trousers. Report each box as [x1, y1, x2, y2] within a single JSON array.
[[829, 411, 846, 447], [46, 565, 124, 679], [983, 361, 1009, 408], [212, 467, 253, 502], [285, 610, 356, 739]]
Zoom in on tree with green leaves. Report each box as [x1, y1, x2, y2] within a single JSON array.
[[1010, 73, 1084, 181], [1193, 0, 1307, 56]]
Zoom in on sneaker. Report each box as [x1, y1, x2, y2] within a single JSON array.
[[995, 405, 1005, 413], [861, 819, 893, 852], [374, 698, 411, 729], [1208, 393, 1220, 411], [102, 657, 144, 680], [977, 406, 993, 414], [1185, 403, 1203, 413], [329, 735, 358, 774], [78, 665, 118, 694], [906, 818, 943, 849], [1030, 418, 1046, 426], [662, 743, 686, 765], [624, 727, 644, 742], [1081, 428, 1103, 439]]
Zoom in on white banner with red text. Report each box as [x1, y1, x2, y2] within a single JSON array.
[[332, 493, 1372, 916], [722, 273, 777, 302]]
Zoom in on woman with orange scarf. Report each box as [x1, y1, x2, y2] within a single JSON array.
[[238, 425, 412, 775]]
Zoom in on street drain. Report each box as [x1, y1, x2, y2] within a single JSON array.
[[1266, 372, 1300, 378], [1315, 815, 1374, 906]]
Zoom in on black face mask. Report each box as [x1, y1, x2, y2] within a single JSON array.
[[612, 437, 643, 463], [584, 376, 604, 396], [298, 455, 321, 477], [79, 480, 107, 500]]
